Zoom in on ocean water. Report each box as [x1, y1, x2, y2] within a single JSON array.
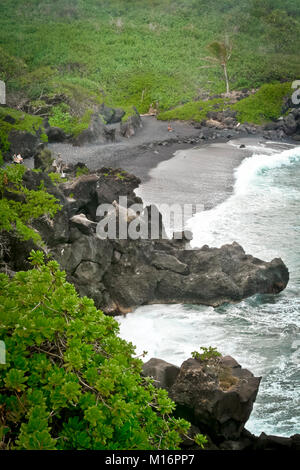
[[117, 142, 300, 437]]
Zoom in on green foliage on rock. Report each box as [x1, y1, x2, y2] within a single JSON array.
[[48, 172, 67, 185], [158, 98, 228, 122], [0, 165, 60, 243], [0, 107, 48, 158], [158, 82, 293, 124], [75, 167, 89, 178], [0, 251, 193, 450], [191, 347, 222, 361], [233, 82, 292, 124]]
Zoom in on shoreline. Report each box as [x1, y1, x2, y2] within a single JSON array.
[[42, 117, 293, 212], [44, 121, 296, 231]]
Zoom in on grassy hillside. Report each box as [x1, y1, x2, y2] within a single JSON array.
[[0, 0, 299, 129], [158, 82, 293, 124]]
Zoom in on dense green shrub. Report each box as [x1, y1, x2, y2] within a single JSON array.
[[0, 46, 27, 82], [158, 98, 228, 122], [0, 165, 60, 243], [75, 166, 89, 177], [0, 107, 48, 159], [48, 103, 75, 135], [191, 347, 222, 361], [0, 251, 200, 450], [233, 82, 292, 124], [0, 167, 207, 450]]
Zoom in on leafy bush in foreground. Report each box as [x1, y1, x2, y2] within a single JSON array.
[[0, 165, 60, 243], [0, 251, 197, 450], [0, 107, 48, 157]]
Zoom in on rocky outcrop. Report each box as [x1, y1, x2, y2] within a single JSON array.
[[170, 356, 260, 442], [143, 356, 261, 443], [142, 358, 180, 390], [100, 238, 288, 312], [46, 126, 68, 143], [142, 356, 300, 451], [282, 108, 300, 140], [263, 105, 300, 142], [72, 113, 107, 146], [30, 168, 290, 312], [4, 167, 289, 315], [120, 107, 143, 138], [8, 129, 41, 159], [99, 104, 125, 124]]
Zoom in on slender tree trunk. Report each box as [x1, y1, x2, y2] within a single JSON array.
[[223, 63, 230, 95]]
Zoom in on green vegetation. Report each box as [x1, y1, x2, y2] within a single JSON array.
[[2, 1, 298, 451], [75, 166, 89, 178], [0, 167, 207, 450], [206, 40, 232, 95], [48, 172, 67, 185], [0, 0, 299, 129], [191, 347, 222, 361], [0, 107, 48, 161], [0, 250, 202, 449], [233, 82, 292, 124], [158, 82, 293, 123], [48, 105, 94, 137], [0, 165, 60, 243], [158, 97, 228, 122]]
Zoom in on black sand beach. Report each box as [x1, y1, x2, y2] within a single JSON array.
[[44, 117, 266, 218], [25, 116, 294, 229]]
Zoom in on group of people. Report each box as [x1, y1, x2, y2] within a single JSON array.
[[12, 153, 23, 164], [11, 153, 64, 174]]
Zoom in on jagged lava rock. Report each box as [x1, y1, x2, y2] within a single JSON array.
[[167, 356, 261, 442]]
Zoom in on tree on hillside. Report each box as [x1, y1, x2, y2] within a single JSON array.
[[205, 40, 232, 95]]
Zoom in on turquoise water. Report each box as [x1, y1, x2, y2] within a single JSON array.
[[118, 144, 300, 437]]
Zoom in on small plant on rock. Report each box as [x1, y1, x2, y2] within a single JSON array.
[[191, 347, 222, 361]]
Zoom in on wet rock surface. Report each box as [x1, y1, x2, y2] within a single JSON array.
[[142, 356, 300, 451], [8, 166, 289, 315]]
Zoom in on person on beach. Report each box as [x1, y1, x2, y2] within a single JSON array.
[[53, 154, 64, 175], [12, 154, 23, 164]]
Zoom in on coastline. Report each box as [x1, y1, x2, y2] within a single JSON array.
[[44, 121, 296, 232], [43, 117, 287, 210]]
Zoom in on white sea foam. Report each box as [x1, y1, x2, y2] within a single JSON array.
[[234, 147, 300, 195], [117, 144, 300, 437]]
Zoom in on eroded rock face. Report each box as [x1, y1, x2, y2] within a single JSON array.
[[144, 356, 261, 443], [142, 358, 180, 390], [142, 356, 300, 450], [72, 114, 107, 146], [6, 167, 289, 314], [263, 107, 300, 141], [99, 104, 125, 124], [8, 129, 40, 158], [120, 107, 143, 138], [103, 239, 288, 312], [46, 126, 68, 143]]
